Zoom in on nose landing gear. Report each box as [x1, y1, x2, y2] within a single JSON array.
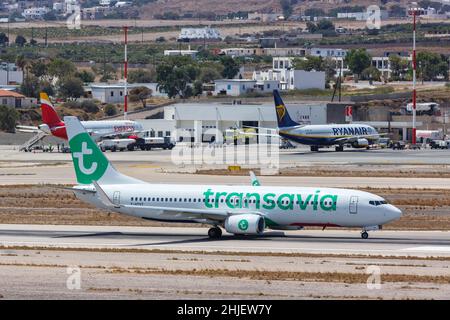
[[208, 226, 222, 239]]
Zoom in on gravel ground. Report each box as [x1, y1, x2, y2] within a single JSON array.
[[0, 249, 449, 299]]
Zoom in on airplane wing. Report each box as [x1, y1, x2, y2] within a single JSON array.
[[334, 134, 384, 144], [16, 125, 40, 133], [90, 181, 264, 222]]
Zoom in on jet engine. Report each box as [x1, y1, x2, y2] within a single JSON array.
[[352, 138, 369, 148], [224, 214, 265, 235]]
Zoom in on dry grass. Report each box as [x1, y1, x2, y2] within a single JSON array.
[[105, 267, 450, 284], [2, 245, 450, 261]]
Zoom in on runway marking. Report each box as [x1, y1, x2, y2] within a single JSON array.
[[402, 246, 450, 252]]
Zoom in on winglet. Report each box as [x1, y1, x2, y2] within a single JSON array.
[[249, 171, 261, 186]]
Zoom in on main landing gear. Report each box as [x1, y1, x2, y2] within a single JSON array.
[[208, 226, 222, 239], [361, 231, 369, 239], [335, 145, 344, 152], [310, 146, 319, 152]]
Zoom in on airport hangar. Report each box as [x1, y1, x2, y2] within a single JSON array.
[[136, 102, 416, 143]]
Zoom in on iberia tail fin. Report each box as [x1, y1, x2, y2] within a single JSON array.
[[40, 92, 63, 127]]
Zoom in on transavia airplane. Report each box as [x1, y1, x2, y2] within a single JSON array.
[[63, 116, 401, 239], [273, 90, 383, 152], [17, 92, 143, 141]]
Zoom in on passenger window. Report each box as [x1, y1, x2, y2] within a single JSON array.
[[131, 197, 134, 201]]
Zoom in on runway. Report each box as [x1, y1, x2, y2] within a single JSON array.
[[1, 224, 450, 257]]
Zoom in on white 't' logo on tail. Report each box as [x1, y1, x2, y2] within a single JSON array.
[[74, 142, 97, 175]]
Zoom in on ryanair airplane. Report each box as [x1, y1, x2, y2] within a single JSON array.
[[274, 90, 381, 152]]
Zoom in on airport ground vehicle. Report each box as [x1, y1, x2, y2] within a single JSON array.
[[127, 137, 175, 151], [64, 116, 402, 240], [430, 140, 450, 149], [377, 138, 390, 149], [98, 138, 136, 152], [392, 141, 406, 150]]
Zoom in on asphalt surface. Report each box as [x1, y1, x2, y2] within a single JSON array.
[[1, 224, 450, 257]]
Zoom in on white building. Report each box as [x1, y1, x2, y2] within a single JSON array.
[[22, 7, 50, 19], [253, 57, 326, 91], [0, 63, 23, 85], [310, 47, 347, 58], [89, 83, 167, 103], [219, 48, 258, 57], [214, 79, 257, 96], [178, 27, 222, 42], [99, 0, 111, 6], [337, 10, 389, 21], [163, 101, 327, 143], [164, 50, 199, 58], [260, 47, 308, 57]]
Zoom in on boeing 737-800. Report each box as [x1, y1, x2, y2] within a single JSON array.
[[64, 116, 401, 239], [274, 90, 382, 152], [17, 92, 143, 141]]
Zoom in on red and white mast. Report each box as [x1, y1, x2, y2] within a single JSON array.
[[408, 6, 423, 145], [123, 26, 128, 120]]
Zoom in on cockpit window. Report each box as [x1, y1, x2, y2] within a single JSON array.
[[369, 200, 387, 206]]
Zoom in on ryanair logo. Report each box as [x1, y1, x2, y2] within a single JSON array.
[[276, 104, 286, 121]]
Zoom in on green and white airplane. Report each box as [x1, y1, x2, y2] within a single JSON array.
[[65, 116, 401, 240]]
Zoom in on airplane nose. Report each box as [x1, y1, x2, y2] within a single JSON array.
[[387, 205, 402, 221]]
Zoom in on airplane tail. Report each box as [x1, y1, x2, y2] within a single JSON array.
[[273, 90, 299, 128], [40, 92, 62, 127], [64, 116, 144, 185]]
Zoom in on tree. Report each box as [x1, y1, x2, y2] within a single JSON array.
[[128, 69, 156, 83], [0, 33, 9, 46], [199, 67, 221, 83], [156, 57, 201, 98], [20, 75, 40, 97], [75, 70, 95, 83], [280, 0, 293, 18], [58, 77, 85, 100], [104, 104, 117, 116], [306, 21, 318, 33], [48, 58, 76, 80], [92, 63, 116, 82], [80, 100, 99, 113], [129, 86, 152, 108], [345, 49, 372, 78], [317, 20, 335, 31], [193, 80, 203, 96], [220, 56, 239, 79], [30, 61, 48, 78], [389, 55, 409, 81], [0, 105, 19, 132], [361, 66, 381, 81], [15, 35, 26, 47], [293, 56, 324, 71], [417, 52, 449, 81]]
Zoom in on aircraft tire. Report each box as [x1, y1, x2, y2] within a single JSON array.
[[208, 227, 222, 239], [361, 231, 369, 239]]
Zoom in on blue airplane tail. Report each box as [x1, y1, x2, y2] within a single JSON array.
[[273, 90, 299, 128]]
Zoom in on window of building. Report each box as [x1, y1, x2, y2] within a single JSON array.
[[110, 91, 114, 97], [120, 91, 123, 96], [165, 131, 171, 137], [227, 84, 231, 90], [158, 131, 163, 137]]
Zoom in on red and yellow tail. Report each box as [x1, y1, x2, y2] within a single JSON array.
[[40, 92, 62, 127]]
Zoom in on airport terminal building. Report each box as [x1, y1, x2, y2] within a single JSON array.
[[138, 101, 348, 143]]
